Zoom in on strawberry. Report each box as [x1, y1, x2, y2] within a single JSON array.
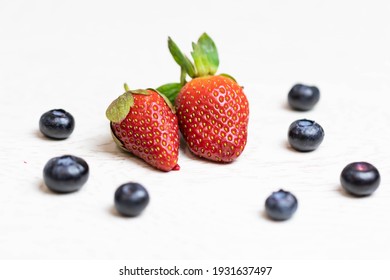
[[106, 84, 180, 171], [158, 33, 249, 162]]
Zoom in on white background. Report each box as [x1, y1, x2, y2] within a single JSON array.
[[1, 0, 390, 260]]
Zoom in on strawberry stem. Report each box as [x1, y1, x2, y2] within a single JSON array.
[[180, 68, 187, 85], [124, 83, 130, 92]]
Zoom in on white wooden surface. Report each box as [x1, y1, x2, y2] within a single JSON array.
[[1, 0, 390, 259]]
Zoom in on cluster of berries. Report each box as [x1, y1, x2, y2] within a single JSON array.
[[266, 85, 380, 221], [39, 109, 147, 216]]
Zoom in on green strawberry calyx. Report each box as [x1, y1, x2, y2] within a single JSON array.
[[106, 84, 175, 123], [190, 33, 219, 77], [105, 83, 149, 123], [158, 33, 236, 104]]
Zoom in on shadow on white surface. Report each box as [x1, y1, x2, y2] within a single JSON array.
[[260, 210, 295, 223], [260, 210, 271, 221], [39, 181, 80, 196], [335, 185, 369, 199], [39, 181, 56, 195], [33, 129, 65, 142], [108, 205, 123, 218], [282, 140, 300, 153], [108, 205, 144, 219], [281, 101, 293, 111], [94, 136, 124, 154], [281, 100, 320, 113], [94, 137, 160, 172]]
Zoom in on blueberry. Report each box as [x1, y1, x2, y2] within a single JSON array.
[[114, 183, 150, 217], [340, 162, 380, 196], [265, 189, 298, 221], [288, 119, 324, 152], [43, 155, 89, 193], [288, 84, 320, 111], [39, 109, 75, 139]]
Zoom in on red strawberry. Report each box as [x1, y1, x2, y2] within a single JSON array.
[[158, 33, 249, 162], [106, 84, 180, 171]]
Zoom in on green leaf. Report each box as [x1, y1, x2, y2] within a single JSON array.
[[191, 42, 208, 77], [198, 33, 219, 74], [168, 37, 196, 78], [105, 92, 134, 123], [219, 73, 237, 83], [156, 83, 182, 105], [191, 33, 219, 76]]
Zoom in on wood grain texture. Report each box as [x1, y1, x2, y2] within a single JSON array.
[[1, 0, 390, 260]]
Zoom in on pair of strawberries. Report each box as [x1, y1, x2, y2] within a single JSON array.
[[106, 33, 249, 171]]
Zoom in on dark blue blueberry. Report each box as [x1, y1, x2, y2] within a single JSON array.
[[39, 109, 75, 139], [288, 84, 320, 111], [340, 162, 380, 196], [114, 183, 150, 217], [265, 189, 298, 221], [288, 119, 324, 152], [43, 155, 89, 193]]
